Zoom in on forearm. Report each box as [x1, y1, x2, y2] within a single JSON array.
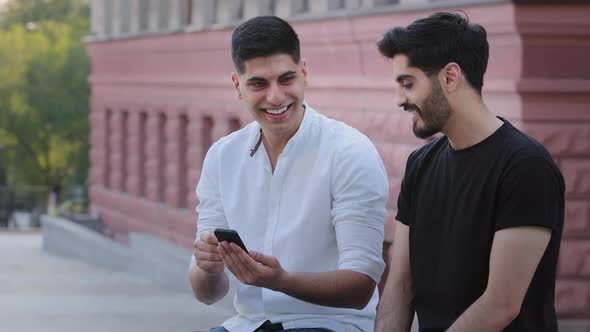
[[447, 294, 518, 332], [272, 269, 376, 310], [189, 265, 229, 305], [375, 279, 414, 331]]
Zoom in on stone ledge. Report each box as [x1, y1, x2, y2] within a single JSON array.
[[560, 320, 590, 332], [40, 214, 235, 312]]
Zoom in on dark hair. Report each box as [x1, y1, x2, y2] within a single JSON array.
[[377, 12, 489, 94], [231, 16, 300, 75]]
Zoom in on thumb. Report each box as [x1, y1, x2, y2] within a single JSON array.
[[250, 250, 276, 266]]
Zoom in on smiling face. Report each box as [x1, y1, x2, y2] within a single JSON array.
[[232, 53, 307, 143], [392, 54, 452, 139]]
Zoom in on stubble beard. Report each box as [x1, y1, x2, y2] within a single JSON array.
[[413, 79, 452, 139]]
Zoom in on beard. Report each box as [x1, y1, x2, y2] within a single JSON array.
[[406, 78, 452, 139]]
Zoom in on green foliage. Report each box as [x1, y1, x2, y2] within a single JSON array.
[[0, 1, 90, 186]]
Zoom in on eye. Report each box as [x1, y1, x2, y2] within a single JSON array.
[[249, 81, 267, 89], [402, 83, 413, 89], [280, 75, 295, 84]]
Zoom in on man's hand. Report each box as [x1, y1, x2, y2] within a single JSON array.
[[218, 241, 285, 290], [194, 231, 225, 275]]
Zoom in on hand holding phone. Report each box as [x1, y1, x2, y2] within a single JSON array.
[[214, 228, 248, 253], [193, 231, 225, 275]]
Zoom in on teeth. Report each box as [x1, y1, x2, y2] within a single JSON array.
[[266, 106, 288, 115]]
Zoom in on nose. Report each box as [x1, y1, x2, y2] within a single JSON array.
[[266, 82, 285, 105], [394, 86, 407, 108]]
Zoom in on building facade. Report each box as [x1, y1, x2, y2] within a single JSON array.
[[87, 0, 590, 326]]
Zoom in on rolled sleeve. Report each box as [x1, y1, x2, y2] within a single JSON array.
[[330, 138, 389, 283], [495, 157, 565, 232], [191, 143, 229, 269]]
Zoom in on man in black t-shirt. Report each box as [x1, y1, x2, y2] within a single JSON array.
[[374, 12, 565, 332]]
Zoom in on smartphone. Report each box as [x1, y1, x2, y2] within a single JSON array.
[[214, 228, 248, 253]]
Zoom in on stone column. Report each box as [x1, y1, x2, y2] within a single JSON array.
[[216, 0, 243, 25], [243, 0, 272, 19], [164, 116, 183, 208], [108, 111, 123, 191], [125, 111, 143, 196], [89, 104, 108, 188], [310, 0, 344, 13], [103, 0, 113, 36], [148, 0, 160, 32], [344, 0, 362, 9], [128, 0, 141, 34], [111, 1, 122, 37], [186, 114, 204, 211], [189, 0, 215, 30], [275, 0, 307, 17], [168, 0, 183, 30], [144, 111, 164, 202], [398, 0, 428, 5], [90, 0, 106, 37]]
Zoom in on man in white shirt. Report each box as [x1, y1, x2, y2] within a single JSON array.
[[189, 16, 389, 332]]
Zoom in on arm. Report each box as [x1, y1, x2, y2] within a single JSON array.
[[218, 242, 376, 309], [189, 144, 230, 305], [447, 226, 551, 331], [189, 231, 230, 305], [375, 222, 415, 332]]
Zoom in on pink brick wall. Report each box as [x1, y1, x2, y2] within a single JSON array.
[[87, 3, 590, 318]]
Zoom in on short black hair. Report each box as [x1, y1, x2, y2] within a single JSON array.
[[377, 12, 489, 94], [231, 16, 300, 75]]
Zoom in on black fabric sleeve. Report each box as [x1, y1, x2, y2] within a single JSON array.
[[396, 151, 417, 226], [495, 157, 564, 232]]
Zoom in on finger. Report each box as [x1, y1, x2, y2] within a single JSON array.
[[196, 240, 219, 254], [249, 250, 276, 267], [195, 249, 222, 262], [197, 260, 225, 274], [219, 243, 244, 280], [200, 231, 219, 245], [229, 243, 260, 277], [220, 242, 251, 282]]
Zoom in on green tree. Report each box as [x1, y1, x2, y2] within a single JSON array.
[[0, 0, 89, 187], [0, 0, 89, 31]]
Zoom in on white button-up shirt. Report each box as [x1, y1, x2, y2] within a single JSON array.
[[192, 105, 388, 332]]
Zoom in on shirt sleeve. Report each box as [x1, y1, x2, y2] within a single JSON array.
[[190, 143, 229, 270], [396, 150, 417, 226], [495, 157, 565, 232], [330, 137, 389, 283]]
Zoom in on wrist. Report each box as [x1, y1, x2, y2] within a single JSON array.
[[271, 269, 291, 292]]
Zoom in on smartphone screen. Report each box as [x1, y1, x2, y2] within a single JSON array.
[[214, 228, 248, 253]]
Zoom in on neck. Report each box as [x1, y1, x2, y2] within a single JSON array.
[[443, 97, 503, 151], [262, 105, 305, 171], [262, 133, 290, 160]]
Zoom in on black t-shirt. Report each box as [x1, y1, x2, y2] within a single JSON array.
[[397, 119, 565, 332]]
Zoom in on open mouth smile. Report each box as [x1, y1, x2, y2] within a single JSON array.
[[262, 103, 292, 115]]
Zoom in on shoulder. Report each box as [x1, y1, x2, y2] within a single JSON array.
[[406, 135, 448, 168], [310, 109, 376, 153], [208, 121, 258, 156], [499, 123, 564, 186]]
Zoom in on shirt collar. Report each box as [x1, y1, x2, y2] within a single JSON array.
[[248, 102, 313, 157]]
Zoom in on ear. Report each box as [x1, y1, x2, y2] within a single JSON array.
[[439, 62, 461, 92], [300, 58, 308, 86], [231, 72, 242, 99]]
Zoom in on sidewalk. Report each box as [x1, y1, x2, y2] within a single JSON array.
[[0, 231, 233, 332]]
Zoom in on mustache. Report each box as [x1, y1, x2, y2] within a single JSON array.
[[402, 103, 421, 113]]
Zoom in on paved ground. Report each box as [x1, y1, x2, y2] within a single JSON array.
[[0, 231, 234, 332]]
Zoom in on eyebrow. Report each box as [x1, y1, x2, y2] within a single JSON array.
[[246, 71, 297, 83], [396, 74, 414, 83], [278, 71, 296, 79], [246, 76, 267, 83]]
